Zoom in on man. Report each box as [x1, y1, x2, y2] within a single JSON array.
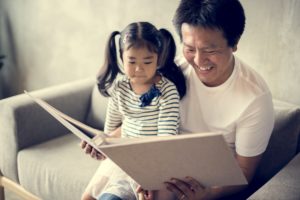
[[164, 0, 274, 199]]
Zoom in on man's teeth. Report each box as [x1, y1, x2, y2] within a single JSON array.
[[197, 66, 213, 71]]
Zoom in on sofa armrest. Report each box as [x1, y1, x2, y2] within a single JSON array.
[[248, 153, 300, 200], [0, 78, 95, 182], [254, 99, 300, 183]]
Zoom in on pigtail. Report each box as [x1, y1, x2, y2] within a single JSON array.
[[97, 31, 122, 97], [158, 29, 186, 99]]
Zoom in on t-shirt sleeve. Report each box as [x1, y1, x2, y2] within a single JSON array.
[[235, 92, 275, 157], [157, 82, 180, 136]]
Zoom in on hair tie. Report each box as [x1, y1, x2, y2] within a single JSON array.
[[123, 32, 130, 44]]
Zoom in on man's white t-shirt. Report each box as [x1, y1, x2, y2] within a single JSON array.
[[178, 56, 275, 157]]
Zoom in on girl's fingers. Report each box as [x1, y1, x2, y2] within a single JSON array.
[[136, 185, 143, 193], [84, 144, 92, 154], [144, 190, 154, 200], [80, 140, 87, 148]]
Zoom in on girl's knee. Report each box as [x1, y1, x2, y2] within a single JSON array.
[[81, 192, 96, 200]]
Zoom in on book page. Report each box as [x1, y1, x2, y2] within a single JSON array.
[[25, 91, 138, 148], [24, 91, 106, 143]]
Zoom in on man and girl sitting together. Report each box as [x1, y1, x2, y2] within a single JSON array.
[[81, 0, 274, 200]]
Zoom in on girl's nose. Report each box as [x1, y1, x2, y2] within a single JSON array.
[[135, 65, 144, 71]]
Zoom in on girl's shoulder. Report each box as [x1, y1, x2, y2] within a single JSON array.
[[159, 76, 177, 88], [115, 75, 127, 84], [109, 75, 130, 94], [158, 76, 179, 97]]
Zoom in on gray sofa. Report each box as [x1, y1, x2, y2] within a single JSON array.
[[0, 78, 300, 200]]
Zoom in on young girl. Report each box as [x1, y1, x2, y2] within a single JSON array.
[[82, 21, 186, 200]]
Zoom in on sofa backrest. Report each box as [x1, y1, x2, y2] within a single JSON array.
[[85, 85, 108, 130]]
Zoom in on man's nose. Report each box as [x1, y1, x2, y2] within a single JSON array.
[[194, 51, 207, 66]]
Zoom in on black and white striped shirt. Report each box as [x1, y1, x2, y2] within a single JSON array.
[[104, 76, 180, 138]]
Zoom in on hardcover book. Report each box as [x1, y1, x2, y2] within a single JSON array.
[[25, 91, 247, 190]]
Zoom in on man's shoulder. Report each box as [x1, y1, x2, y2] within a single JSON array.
[[235, 57, 271, 95]]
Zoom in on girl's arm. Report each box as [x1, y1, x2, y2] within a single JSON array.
[[104, 92, 123, 134], [81, 87, 123, 160], [157, 83, 180, 136], [107, 126, 122, 138]]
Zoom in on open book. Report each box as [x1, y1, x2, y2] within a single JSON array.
[[25, 91, 247, 190]]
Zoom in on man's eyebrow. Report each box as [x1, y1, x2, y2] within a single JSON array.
[[183, 42, 220, 50], [183, 42, 195, 48]]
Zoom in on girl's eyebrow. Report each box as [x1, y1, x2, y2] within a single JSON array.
[[127, 55, 154, 60], [144, 56, 154, 59]]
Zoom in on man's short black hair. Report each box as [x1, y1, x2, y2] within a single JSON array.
[[173, 0, 246, 47]]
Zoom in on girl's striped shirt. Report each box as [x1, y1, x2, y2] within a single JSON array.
[[104, 76, 180, 138]]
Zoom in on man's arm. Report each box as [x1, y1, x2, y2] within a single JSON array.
[[165, 153, 263, 200], [204, 153, 262, 199]]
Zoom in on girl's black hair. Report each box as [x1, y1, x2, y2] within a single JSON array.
[[97, 31, 123, 96], [157, 28, 186, 99], [97, 22, 186, 99]]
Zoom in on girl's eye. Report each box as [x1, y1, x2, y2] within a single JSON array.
[[144, 62, 152, 65], [128, 61, 135, 64]]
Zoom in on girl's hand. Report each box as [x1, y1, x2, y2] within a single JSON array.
[[165, 177, 210, 200], [80, 140, 106, 160], [136, 186, 154, 200]]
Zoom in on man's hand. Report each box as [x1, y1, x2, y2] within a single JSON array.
[[165, 177, 212, 200], [164, 153, 263, 199]]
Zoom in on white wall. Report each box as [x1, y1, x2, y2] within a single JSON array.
[[0, 0, 179, 97], [237, 0, 300, 105]]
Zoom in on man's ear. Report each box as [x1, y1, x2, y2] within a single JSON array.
[[232, 38, 241, 52], [232, 45, 238, 52]]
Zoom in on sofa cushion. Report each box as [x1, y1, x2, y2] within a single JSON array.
[[85, 85, 108, 130], [248, 153, 300, 200], [18, 134, 100, 200]]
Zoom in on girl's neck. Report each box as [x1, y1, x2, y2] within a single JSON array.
[[130, 74, 161, 95]]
